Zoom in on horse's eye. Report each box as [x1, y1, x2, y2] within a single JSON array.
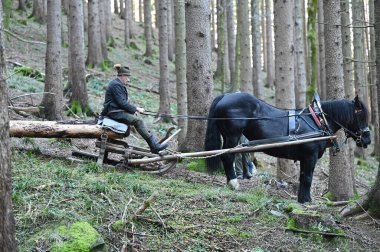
[[355, 109, 362, 113]]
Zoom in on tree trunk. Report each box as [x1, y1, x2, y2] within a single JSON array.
[[341, 0, 356, 186], [226, 0, 235, 88], [210, 0, 216, 51], [369, 0, 380, 157], [17, 0, 26, 11], [124, 0, 130, 46], [324, 0, 354, 201], [9, 121, 122, 139], [139, 0, 143, 22], [265, 0, 274, 90], [32, 0, 46, 23], [144, 0, 153, 56], [68, 0, 88, 111], [114, 0, 119, 14], [98, 0, 108, 59], [294, 0, 306, 108], [317, 0, 326, 100], [87, 0, 102, 67], [237, 0, 251, 92], [41, 0, 63, 121], [251, 0, 262, 98], [274, 0, 297, 181], [0, 2, 17, 249], [215, 0, 224, 80], [167, 0, 173, 61], [119, 0, 125, 19], [174, 0, 187, 151], [184, 0, 213, 152], [105, 0, 112, 41], [158, 0, 171, 122]]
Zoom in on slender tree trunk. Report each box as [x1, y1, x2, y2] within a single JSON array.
[[237, 0, 251, 92], [119, 0, 125, 19], [42, 0, 63, 120], [211, 0, 216, 51], [369, 0, 380, 156], [167, 0, 173, 61], [274, 0, 297, 181], [158, 0, 170, 122], [262, 0, 267, 73], [265, 0, 274, 90], [32, 0, 46, 23], [105, 0, 112, 41], [114, 0, 119, 14], [144, 0, 153, 56], [251, 0, 262, 98], [223, 4, 230, 87], [174, 0, 187, 150], [0, 1, 17, 249], [87, 0, 102, 67], [139, 0, 143, 22], [324, 0, 354, 201], [215, 0, 224, 79], [124, 0, 130, 45], [317, 0, 326, 100], [341, 0, 356, 193], [184, 0, 213, 152], [98, 0, 108, 59], [226, 0, 235, 88], [17, 0, 26, 11], [294, 0, 306, 108], [69, 0, 88, 111]]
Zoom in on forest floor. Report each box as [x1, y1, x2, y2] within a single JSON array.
[[5, 6, 380, 252]]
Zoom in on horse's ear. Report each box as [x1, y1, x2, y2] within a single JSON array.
[[354, 95, 362, 109]]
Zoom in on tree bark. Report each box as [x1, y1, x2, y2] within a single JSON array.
[[251, 0, 262, 98], [274, 0, 297, 181], [144, 0, 153, 56], [174, 0, 187, 150], [317, 0, 326, 100], [158, 0, 171, 122], [265, 0, 274, 90], [226, 0, 235, 88], [184, 0, 213, 152], [41, 0, 63, 121], [87, 0, 102, 67], [294, 0, 306, 108], [237, 0, 251, 92], [369, 0, 380, 157], [0, 1, 17, 249], [17, 0, 26, 11], [32, 0, 46, 23], [68, 0, 88, 111], [324, 0, 354, 201], [167, 0, 174, 61], [124, 0, 130, 46], [98, 0, 108, 59], [9, 121, 122, 139]]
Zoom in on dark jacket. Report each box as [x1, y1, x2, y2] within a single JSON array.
[[101, 78, 137, 116]]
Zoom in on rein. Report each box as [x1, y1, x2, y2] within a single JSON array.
[[142, 110, 318, 121]]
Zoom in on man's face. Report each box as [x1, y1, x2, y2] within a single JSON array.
[[120, 75, 129, 84]]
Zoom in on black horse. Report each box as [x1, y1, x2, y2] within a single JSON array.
[[204, 92, 371, 203]]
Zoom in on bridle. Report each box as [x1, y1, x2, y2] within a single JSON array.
[[325, 108, 370, 145]]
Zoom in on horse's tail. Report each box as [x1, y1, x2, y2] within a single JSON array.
[[204, 95, 224, 174]]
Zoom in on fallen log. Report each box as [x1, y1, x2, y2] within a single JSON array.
[[10, 120, 123, 139]]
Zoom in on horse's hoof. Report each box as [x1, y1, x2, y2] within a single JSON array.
[[228, 179, 239, 190]]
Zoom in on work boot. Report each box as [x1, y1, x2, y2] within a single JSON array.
[[146, 135, 168, 154]]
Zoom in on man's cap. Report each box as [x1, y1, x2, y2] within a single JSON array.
[[114, 64, 131, 76]]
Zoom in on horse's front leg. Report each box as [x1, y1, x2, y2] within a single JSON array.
[[221, 153, 239, 190], [298, 155, 318, 203]]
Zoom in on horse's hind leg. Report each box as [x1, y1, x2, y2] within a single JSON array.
[[221, 135, 240, 190], [221, 153, 239, 189]]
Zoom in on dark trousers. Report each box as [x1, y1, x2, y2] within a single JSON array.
[[108, 112, 151, 140]]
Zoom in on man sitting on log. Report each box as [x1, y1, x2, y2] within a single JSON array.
[[101, 64, 168, 154]]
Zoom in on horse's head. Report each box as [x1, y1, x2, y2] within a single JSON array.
[[347, 96, 371, 148]]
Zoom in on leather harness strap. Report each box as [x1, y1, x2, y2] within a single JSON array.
[[308, 105, 322, 128]]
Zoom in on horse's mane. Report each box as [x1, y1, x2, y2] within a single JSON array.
[[321, 99, 368, 125]]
